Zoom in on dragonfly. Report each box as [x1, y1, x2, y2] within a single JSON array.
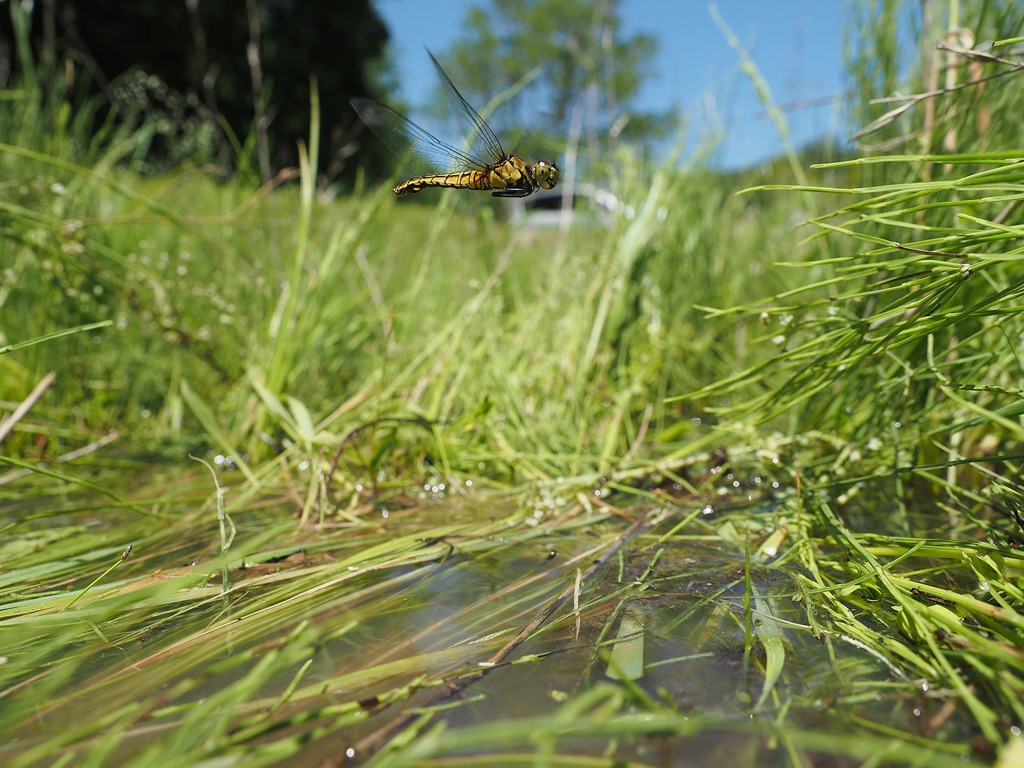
[[351, 51, 560, 198]]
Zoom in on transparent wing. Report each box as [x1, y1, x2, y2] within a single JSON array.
[[426, 50, 507, 164], [351, 97, 490, 176]]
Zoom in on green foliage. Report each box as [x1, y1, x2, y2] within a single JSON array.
[[845, 0, 1024, 156], [693, 4, 1024, 501], [2, 77, 793, 485], [0, 0, 390, 181]]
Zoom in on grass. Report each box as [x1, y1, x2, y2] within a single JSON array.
[[4, 2, 1024, 765]]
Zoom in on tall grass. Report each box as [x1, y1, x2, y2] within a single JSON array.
[[1, 82, 802, 497], [690, 1, 1024, 508]]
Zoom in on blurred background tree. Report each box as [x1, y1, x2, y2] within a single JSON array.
[[438, 0, 674, 163], [0, 0, 390, 183]]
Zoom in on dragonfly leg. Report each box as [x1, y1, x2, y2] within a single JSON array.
[[491, 187, 534, 199]]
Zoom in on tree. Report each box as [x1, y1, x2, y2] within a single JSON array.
[[0, 0, 389, 182], [438, 0, 669, 161]]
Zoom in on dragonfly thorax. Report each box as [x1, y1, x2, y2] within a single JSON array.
[[485, 156, 561, 199]]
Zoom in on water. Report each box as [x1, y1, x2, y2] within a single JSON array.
[[0, 492, 991, 767]]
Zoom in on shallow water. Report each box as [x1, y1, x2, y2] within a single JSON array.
[[0, 489, 993, 768]]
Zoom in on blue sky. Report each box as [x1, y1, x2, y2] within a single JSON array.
[[374, 1, 855, 169]]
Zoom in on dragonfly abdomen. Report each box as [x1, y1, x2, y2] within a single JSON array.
[[392, 169, 490, 196]]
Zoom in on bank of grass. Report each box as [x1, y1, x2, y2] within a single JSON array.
[[4, 6, 1024, 767]]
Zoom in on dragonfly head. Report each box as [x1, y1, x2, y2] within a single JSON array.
[[534, 161, 560, 190]]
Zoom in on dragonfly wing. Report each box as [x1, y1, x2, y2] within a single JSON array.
[[427, 50, 507, 165], [351, 97, 490, 176]]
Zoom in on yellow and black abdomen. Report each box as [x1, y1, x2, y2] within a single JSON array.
[[393, 170, 490, 196]]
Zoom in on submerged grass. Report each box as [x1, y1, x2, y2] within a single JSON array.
[[4, 2, 1024, 765]]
